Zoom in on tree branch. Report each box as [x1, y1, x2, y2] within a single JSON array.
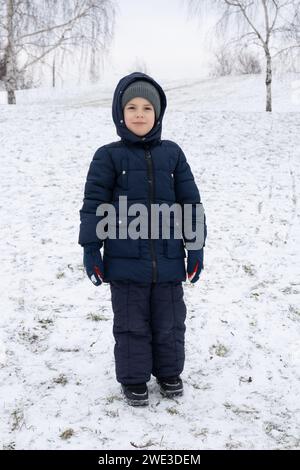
[[261, 0, 270, 45], [272, 43, 300, 58], [19, 4, 93, 40]]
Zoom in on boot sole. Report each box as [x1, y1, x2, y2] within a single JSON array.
[[159, 388, 184, 398], [121, 388, 149, 407], [124, 397, 149, 407]]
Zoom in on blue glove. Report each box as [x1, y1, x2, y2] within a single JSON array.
[[187, 248, 204, 284], [83, 243, 104, 286]]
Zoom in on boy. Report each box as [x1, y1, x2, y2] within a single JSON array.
[[79, 72, 207, 407]]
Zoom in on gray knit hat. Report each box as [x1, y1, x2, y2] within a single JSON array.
[[121, 80, 161, 120]]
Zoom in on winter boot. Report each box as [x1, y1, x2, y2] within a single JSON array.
[[156, 376, 183, 398], [121, 383, 149, 407]]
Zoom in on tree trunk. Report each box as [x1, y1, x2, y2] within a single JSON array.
[[5, 0, 17, 104], [52, 56, 55, 88], [265, 48, 272, 112]]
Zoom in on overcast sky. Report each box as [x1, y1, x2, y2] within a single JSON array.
[[36, 1, 298, 88], [101, 0, 216, 82]]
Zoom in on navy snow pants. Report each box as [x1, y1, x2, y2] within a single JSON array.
[[109, 281, 187, 385]]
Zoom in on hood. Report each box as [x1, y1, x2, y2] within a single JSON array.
[[112, 71, 167, 146]]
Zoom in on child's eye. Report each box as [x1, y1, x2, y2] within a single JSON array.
[[127, 106, 152, 110]]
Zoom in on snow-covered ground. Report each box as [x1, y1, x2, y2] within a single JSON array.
[[0, 73, 299, 450]]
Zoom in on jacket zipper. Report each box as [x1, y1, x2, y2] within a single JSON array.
[[145, 148, 157, 283]]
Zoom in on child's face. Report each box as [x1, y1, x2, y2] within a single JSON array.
[[123, 97, 155, 136]]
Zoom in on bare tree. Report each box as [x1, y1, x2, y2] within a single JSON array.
[[0, 0, 116, 104], [0, 50, 7, 82], [210, 44, 235, 76], [236, 46, 262, 74], [184, 0, 300, 111], [209, 44, 262, 76]]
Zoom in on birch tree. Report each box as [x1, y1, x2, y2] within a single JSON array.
[[0, 0, 116, 104], [184, 0, 300, 111]]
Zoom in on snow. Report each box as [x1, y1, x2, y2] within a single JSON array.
[[0, 73, 299, 450]]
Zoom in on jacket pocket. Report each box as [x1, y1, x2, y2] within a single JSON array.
[[163, 213, 185, 259], [170, 171, 174, 189], [169, 160, 175, 189], [104, 215, 140, 258], [121, 158, 128, 189], [105, 237, 140, 258], [164, 238, 186, 258]]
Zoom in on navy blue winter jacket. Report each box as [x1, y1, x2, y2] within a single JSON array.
[[78, 72, 206, 283]]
